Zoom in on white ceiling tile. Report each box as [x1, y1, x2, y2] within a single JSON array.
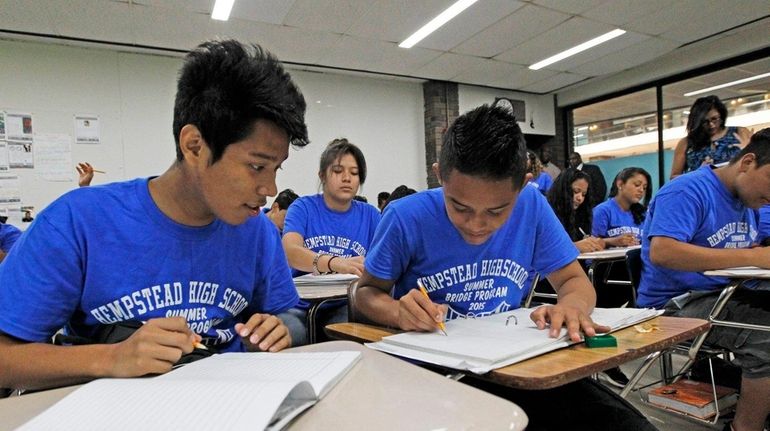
[[488, 67, 559, 89], [413, 52, 485, 80], [416, 0, 525, 51], [284, 0, 376, 33], [452, 59, 532, 87], [531, 0, 605, 15], [129, 3, 214, 50], [346, 0, 454, 42], [45, 0, 136, 44], [541, 31, 650, 72], [134, 0, 213, 14], [622, 0, 716, 38], [581, 0, 670, 26], [318, 35, 442, 75], [231, 0, 297, 25], [571, 37, 680, 76], [661, 1, 770, 43], [520, 72, 586, 93], [0, 0, 58, 34], [495, 17, 615, 65], [452, 4, 570, 57]]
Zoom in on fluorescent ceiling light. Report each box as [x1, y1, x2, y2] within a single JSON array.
[[529, 29, 626, 70], [211, 0, 235, 21], [740, 99, 770, 108], [684, 72, 770, 97], [399, 0, 478, 49]]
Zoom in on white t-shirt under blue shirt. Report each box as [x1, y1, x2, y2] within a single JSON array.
[[637, 166, 759, 308], [592, 198, 642, 240], [365, 186, 578, 319], [0, 178, 298, 352]]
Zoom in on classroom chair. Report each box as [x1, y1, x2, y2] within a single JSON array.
[[346, 280, 382, 326]]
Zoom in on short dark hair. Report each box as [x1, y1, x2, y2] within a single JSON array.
[[439, 105, 527, 186], [377, 192, 390, 206], [353, 195, 368, 203], [173, 40, 308, 163], [731, 128, 770, 167], [274, 188, 299, 210], [319, 138, 368, 184], [383, 185, 417, 210]]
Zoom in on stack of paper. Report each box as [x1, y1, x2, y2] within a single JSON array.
[[293, 274, 358, 286], [368, 307, 661, 374]]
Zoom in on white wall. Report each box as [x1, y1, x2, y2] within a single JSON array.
[[458, 84, 555, 135], [0, 39, 426, 225]]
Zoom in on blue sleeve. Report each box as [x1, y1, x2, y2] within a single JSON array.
[[592, 204, 610, 237], [282, 197, 309, 238], [0, 224, 22, 252], [364, 208, 410, 282], [249, 222, 299, 315], [758, 206, 770, 243], [646, 189, 702, 242], [541, 173, 553, 193], [530, 191, 579, 276], [0, 210, 83, 342], [366, 206, 381, 248]]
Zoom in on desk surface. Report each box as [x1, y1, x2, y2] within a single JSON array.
[[0, 341, 527, 431], [577, 245, 640, 260], [295, 284, 348, 300], [703, 266, 770, 279], [326, 316, 709, 390]]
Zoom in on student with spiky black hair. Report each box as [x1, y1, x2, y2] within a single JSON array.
[[0, 40, 308, 391]]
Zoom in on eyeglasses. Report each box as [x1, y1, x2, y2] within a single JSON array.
[[703, 116, 721, 126]]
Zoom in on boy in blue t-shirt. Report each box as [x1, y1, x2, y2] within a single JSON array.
[[357, 105, 655, 430], [638, 128, 770, 431], [0, 40, 309, 392]]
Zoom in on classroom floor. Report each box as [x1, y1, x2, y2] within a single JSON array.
[[609, 356, 729, 431]]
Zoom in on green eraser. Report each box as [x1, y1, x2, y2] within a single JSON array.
[[585, 334, 617, 348]]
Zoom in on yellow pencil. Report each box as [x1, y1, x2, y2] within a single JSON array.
[[193, 341, 208, 350], [416, 279, 448, 336], [92, 169, 106, 174]]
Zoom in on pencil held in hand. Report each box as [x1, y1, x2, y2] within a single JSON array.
[[416, 279, 448, 336]]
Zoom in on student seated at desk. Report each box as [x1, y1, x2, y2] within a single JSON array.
[[356, 105, 655, 431], [592, 167, 651, 247], [263, 188, 299, 234], [638, 128, 770, 431], [280, 139, 380, 346], [547, 168, 605, 253], [0, 40, 308, 391]]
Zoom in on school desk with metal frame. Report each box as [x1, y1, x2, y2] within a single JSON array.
[[326, 316, 709, 390], [0, 341, 528, 431]]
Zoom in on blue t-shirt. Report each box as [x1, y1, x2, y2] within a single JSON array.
[[637, 166, 758, 308], [529, 172, 553, 194], [592, 198, 642, 240], [758, 205, 770, 244], [0, 223, 21, 252], [283, 194, 380, 276], [365, 186, 578, 319], [0, 178, 298, 352]]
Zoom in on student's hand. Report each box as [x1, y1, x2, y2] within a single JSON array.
[[397, 289, 448, 332], [330, 255, 365, 277], [236, 313, 291, 352], [605, 234, 639, 248], [530, 305, 611, 342], [76, 162, 95, 187], [575, 237, 605, 253], [108, 317, 197, 377]]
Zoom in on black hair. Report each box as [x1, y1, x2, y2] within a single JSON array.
[[319, 138, 367, 184], [439, 105, 527, 186], [353, 195, 368, 203], [609, 167, 652, 225], [274, 188, 299, 210], [173, 40, 308, 163], [730, 127, 770, 167], [383, 185, 417, 210], [377, 191, 391, 206], [527, 150, 543, 178], [685, 95, 728, 153], [547, 168, 593, 242]]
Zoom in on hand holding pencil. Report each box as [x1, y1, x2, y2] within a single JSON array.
[[396, 280, 448, 335], [76, 162, 105, 187]]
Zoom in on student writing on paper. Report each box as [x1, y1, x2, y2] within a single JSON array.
[[355, 104, 656, 431], [0, 40, 308, 391], [547, 168, 604, 253], [280, 139, 381, 346], [592, 167, 651, 247], [638, 128, 770, 431]]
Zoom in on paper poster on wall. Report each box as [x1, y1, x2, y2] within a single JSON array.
[[74, 115, 100, 144], [0, 175, 21, 205], [8, 141, 33, 168], [0, 141, 9, 172], [5, 112, 33, 142], [34, 133, 72, 181], [0, 112, 6, 139]]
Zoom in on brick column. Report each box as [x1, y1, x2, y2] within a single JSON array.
[[423, 81, 458, 188]]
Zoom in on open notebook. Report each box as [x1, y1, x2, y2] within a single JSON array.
[[368, 307, 661, 374], [293, 273, 358, 286], [18, 351, 361, 431]]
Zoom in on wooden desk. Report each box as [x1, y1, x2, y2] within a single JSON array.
[[0, 341, 527, 431], [295, 277, 353, 344], [326, 316, 709, 390]]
